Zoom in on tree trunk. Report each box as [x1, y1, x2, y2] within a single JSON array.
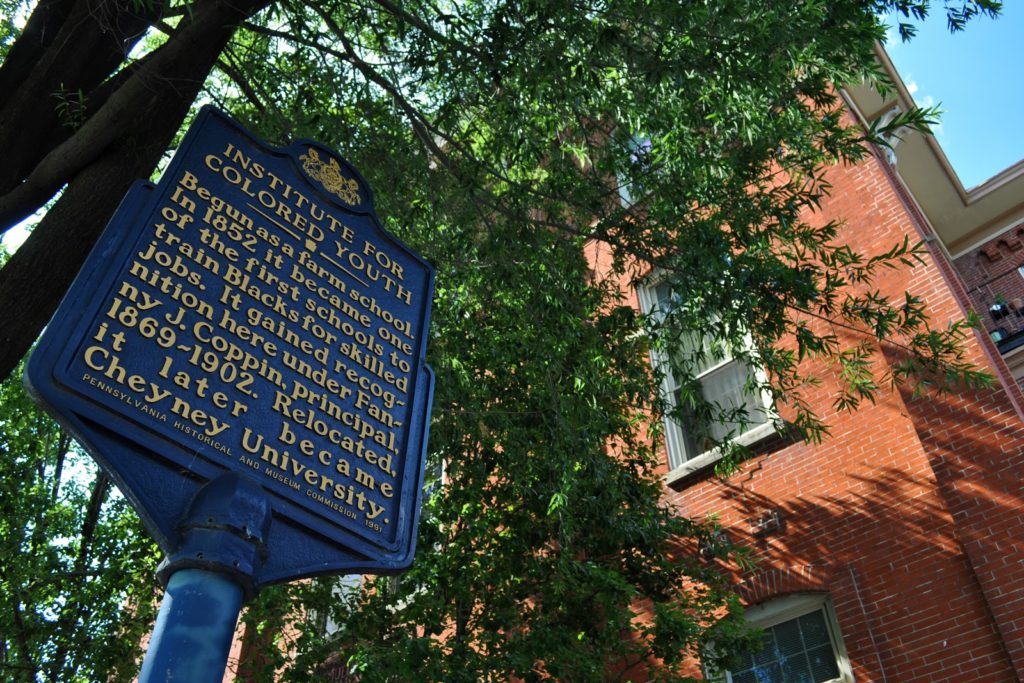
[[0, 0, 272, 381], [0, 0, 164, 198], [0, 0, 77, 98]]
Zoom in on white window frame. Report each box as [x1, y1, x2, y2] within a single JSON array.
[[637, 277, 775, 482], [616, 133, 653, 208], [713, 593, 854, 683], [319, 573, 363, 638]]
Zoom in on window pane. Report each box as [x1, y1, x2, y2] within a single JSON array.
[[726, 608, 842, 683], [644, 279, 771, 467], [732, 671, 757, 683], [668, 329, 728, 377], [773, 618, 804, 657], [756, 662, 784, 683], [752, 631, 777, 668], [671, 387, 705, 463], [654, 281, 674, 308], [780, 656, 814, 683], [798, 611, 831, 649], [806, 645, 841, 681], [701, 360, 767, 442], [735, 650, 756, 671], [668, 357, 767, 463]]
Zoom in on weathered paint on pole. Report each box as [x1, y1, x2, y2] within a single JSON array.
[[139, 471, 272, 682], [138, 569, 244, 683]]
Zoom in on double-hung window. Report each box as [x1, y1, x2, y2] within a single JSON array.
[[313, 573, 362, 638], [710, 594, 854, 683], [617, 133, 653, 208], [638, 279, 773, 476]]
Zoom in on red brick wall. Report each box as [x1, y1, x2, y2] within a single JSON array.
[[638, 148, 1024, 681]]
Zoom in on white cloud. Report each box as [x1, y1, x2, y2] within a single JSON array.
[[879, 14, 900, 49], [885, 28, 900, 48]]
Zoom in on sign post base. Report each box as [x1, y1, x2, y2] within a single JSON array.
[[139, 472, 272, 682], [139, 569, 244, 683]]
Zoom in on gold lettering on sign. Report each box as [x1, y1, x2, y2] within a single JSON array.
[[74, 136, 425, 536]]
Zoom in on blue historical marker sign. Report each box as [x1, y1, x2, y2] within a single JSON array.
[[26, 107, 435, 586]]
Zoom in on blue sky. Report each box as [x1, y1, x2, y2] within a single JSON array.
[[884, 4, 1024, 189]]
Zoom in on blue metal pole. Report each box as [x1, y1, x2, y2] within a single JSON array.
[[138, 569, 244, 683], [138, 472, 272, 683]]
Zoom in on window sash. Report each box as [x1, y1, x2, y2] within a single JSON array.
[[639, 279, 771, 470], [708, 594, 853, 683], [726, 607, 842, 683], [617, 133, 653, 207]]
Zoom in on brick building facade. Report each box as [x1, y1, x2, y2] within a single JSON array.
[[304, 45, 1024, 683], [623, 47, 1024, 682]]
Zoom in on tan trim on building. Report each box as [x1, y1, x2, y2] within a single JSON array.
[[844, 43, 1024, 256]]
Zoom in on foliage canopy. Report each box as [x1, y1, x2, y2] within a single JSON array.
[[0, 0, 1001, 680], [0, 354, 161, 682]]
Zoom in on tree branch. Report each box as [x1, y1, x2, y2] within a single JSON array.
[[362, 0, 486, 59], [47, 470, 111, 682], [0, 0, 269, 232], [9, 596, 39, 683], [216, 54, 268, 115]]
